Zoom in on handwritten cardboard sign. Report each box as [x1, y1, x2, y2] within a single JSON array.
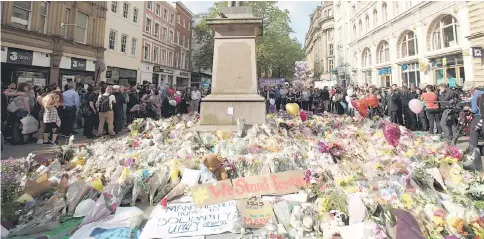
[[190, 170, 305, 207], [139, 201, 237, 239], [239, 199, 274, 228]]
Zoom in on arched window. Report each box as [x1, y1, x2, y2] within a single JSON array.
[[373, 9, 378, 27], [401, 31, 418, 57], [382, 2, 388, 22], [378, 41, 390, 63], [431, 15, 460, 50], [353, 25, 357, 40], [362, 48, 371, 67], [359, 20, 363, 35], [365, 15, 370, 31]]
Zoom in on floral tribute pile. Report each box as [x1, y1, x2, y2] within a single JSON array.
[[1, 112, 483, 239]]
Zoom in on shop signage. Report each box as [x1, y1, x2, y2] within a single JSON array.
[[153, 66, 173, 74], [71, 58, 86, 71], [118, 69, 137, 78], [259, 78, 286, 87], [378, 68, 392, 76], [401, 64, 408, 70], [7, 47, 33, 65], [472, 47, 482, 58], [106, 70, 112, 78], [179, 71, 190, 77]]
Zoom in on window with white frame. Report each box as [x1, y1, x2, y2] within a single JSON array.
[[177, 14, 180, 24], [176, 31, 180, 44], [183, 18, 186, 27], [64, 8, 70, 38], [170, 13, 175, 25], [168, 51, 173, 67], [402, 63, 420, 87], [400, 31, 418, 57], [162, 27, 167, 42], [75, 12, 88, 44], [188, 21, 191, 30], [328, 29, 333, 40], [154, 23, 160, 38], [329, 44, 334, 56], [382, 2, 388, 22], [144, 43, 150, 61], [131, 37, 137, 56], [162, 49, 167, 65], [358, 20, 363, 35], [329, 59, 334, 72], [111, 1, 117, 13], [156, 3, 160, 16], [39, 2, 48, 34], [431, 15, 459, 50], [153, 46, 158, 63], [123, 2, 129, 18], [147, 1, 152, 10], [133, 8, 139, 23], [373, 9, 378, 27], [121, 34, 128, 53], [328, 9, 332, 16], [109, 30, 117, 50], [362, 48, 371, 67], [145, 17, 151, 33], [12, 1, 32, 30], [182, 34, 185, 47], [169, 31, 174, 44], [378, 41, 390, 63], [365, 15, 370, 32], [164, 9, 168, 21]]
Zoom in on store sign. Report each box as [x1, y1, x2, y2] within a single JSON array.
[[179, 71, 190, 77], [378, 68, 392, 76], [472, 47, 482, 58], [259, 78, 286, 87], [106, 70, 112, 78], [401, 64, 408, 70], [71, 58, 87, 71], [7, 47, 33, 65], [153, 66, 173, 74]]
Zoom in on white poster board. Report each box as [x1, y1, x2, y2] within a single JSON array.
[[140, 201, 237, 239]]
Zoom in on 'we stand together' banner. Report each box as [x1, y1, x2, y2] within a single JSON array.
[[190, 170, 305, 207]]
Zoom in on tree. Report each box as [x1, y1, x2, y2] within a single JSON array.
[[192, 1, 305, 78]]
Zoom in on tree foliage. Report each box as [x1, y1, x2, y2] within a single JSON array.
[[192, 1, 305, 78]]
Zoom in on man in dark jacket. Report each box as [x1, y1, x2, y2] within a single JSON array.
[[439, 83, 458, 141], [387, 88, 402, 124], [401, 86, 417, 130], [321, 87, 330, 112]]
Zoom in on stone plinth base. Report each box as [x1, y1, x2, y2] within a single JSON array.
[[198, 94, 265, 126]]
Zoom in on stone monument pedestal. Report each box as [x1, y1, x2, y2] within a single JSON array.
[[198, 16, 265, 130]]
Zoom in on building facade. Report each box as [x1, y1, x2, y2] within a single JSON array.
[[173, 2, 193, 87], [304, 2, 335, 85], [1, 1, 107, 87], [333, 1, 354, 86], [140, 1, 176, 86], [191, 13, 212, 89], [339, 1, 474, 88], [467, 1, 484, 84], [102, 1, 143, 86]]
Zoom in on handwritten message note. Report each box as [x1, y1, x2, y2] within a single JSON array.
[[190, 170, 305, 207], [139, 201, 237, 239], [239, 199, 274, 228]]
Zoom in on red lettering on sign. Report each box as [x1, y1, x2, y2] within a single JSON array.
[[243, 217, 270, 225]]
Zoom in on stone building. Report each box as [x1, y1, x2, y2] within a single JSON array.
[[467, 1, 484, 85], [338, 1, 474, 88], [102, 1, 144, 86], [304, 2, 335, 86], [1, 1, 107, 87], [173, 2, 193, 87], [140, 1, 176, 86]]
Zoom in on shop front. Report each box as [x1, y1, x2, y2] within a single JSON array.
[[153, 66, 173, 87], [1, 46, 50, 87], [362, 70, 372, 86], [377, 67, 392, 87], [191, 72, 212, 88], [59, 56, 96, 89], [400, 63, 421, 87], [430, 54, 465, 87], [105, 66, 137, 86], [173, 69, 191, 87]]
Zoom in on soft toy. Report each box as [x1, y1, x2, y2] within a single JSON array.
[[201, 154, 228, 180]]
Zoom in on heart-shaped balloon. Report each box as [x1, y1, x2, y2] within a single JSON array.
[[357, 99, 369, 117], [366, 94, 378, 108], [383, 123, 401, 147], [286, 103, 300, 116], [300, 111, 308, 122]]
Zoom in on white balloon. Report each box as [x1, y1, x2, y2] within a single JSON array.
[[347, 88, 354, 96], [269, 99, 275, 105], [169, 99, 177, 106]]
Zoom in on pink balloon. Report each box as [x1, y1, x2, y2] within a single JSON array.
[[409, 99, 423, 114], [302, 127, 312, 138], [175, 96, 181, 105], [300, 111, 308, 122], [383, 123, 401, 147]]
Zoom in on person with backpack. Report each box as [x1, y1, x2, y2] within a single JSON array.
[[96, 86, 116, 137]]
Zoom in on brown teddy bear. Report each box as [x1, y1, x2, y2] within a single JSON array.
[[201, 154, 229, 181]]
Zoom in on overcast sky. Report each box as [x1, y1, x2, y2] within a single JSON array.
[[183, 1, 321, 45]]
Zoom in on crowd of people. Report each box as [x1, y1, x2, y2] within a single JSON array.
[[260, 83, 476, 144], [1, 77, 211, 147]]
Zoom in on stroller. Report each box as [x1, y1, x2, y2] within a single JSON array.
[[452, 101, 479, 145]]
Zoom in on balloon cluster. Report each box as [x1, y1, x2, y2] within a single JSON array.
[[292, 61, 310, 90]]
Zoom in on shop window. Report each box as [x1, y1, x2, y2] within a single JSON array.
[[378, 41, 390, 63], [362, 48, 371, 67], [373, 9, 378, 27], [133, 8, 139, 23], [145, 17, 151, 33], [401, 63, 421, 87], [75, 12, 88, 44], [111, 1, 117, 13], [39, 2, 48, 34], [155, 3, 160, 16], [121, 34, 127, 53], [164, 9, 168, 21], [154, 23, 160, 38], [131, 37, 137, 56], [431, 15, 459, 50], [12, 1, 32, 30], [109, 29, 117, 50], [123, 2, 129, 19], [382, 2, 388, 22], [400, 31, 418, 57], [432, 55, 465, 86], [365, 15, 370, 32]]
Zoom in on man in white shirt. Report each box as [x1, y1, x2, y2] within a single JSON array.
[[96, 86, 116, 137], [191, 86, 202, 113]]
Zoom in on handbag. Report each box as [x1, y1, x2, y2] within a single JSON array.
[[7, 101, 19, 113]]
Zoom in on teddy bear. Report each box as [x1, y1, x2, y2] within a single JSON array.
[[201, 154, 229, 181]]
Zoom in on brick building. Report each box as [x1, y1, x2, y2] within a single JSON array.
[[1, 1, 107, 87], [173, 2, 193, 87]]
